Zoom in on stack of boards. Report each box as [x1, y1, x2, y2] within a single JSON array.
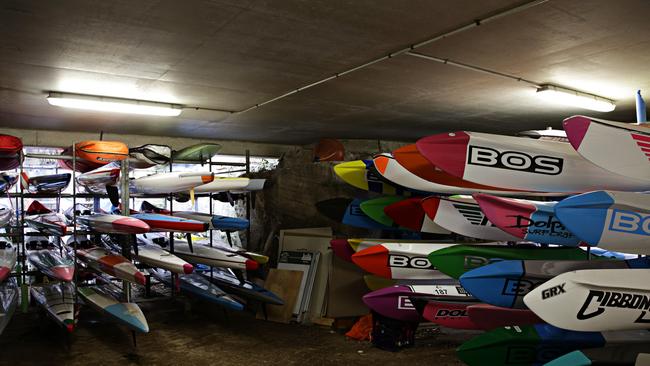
[[323, 115, 650, 365]]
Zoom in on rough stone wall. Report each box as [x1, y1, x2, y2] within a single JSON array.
[[242, 139, 411, 254]]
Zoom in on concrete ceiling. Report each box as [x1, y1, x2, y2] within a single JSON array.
[[1, 0, 650, 144]]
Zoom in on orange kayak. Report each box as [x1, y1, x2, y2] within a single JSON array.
[[75, 141, 128, 164], [393, 144, 511, 191]]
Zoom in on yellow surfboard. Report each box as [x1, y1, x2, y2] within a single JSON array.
[[333, 160, 397, 194]]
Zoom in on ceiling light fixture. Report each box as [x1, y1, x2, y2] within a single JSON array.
[[536, 84, 616, 112], [47, 92, 183, 116]]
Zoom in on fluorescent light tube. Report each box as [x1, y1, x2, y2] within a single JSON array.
[[47, 92, 182, 116], [536, 85, 616, 112]]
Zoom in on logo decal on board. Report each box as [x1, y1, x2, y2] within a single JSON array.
[[388, 255, 433, 269], [452, 203, 491, 226], [577, 289, 650, 323], [541, 283, 566, 300], [608, 209, 650, 236], [505, 215, 575, 239], [631, 133, 650, 162], [467, 146, 563, 175]]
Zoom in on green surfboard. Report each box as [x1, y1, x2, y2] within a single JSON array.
[[359, 196, 407, 227], [427, 245, 598, 279], [172, 143, 222, 163]]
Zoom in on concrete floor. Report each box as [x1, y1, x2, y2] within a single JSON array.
[[0, 298, 471, 365]]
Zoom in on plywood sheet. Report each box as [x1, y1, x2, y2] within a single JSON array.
[[257, 268, 303, 323]]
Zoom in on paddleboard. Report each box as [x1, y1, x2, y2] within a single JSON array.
[[334, 160, 407, 195], [564, 115, 650, 181], [201, 267, 284, 305], [363, 283, 472, 322], [77, 285, 149, 333], [30, 283, 78, 332], [555, 190, 650, 254], [466, 304, 543, 330], [428, 244, 594, 279], [524, 268, 650, 331], [171, 241, 259, 271], [421, 195, 520, 241], [76, 247, 146, 285], [150, 269, 243, 311], [351, 243, 455, 280], [460, 257, 649, 309], [416, 131, 650, 193], [27, 249, 75, 282], [0, 279, 17, 335], [383, 198, 451, 234], [474, 194, 581, 246], [457, 324, 650, 366], [172, 143, 221, 164]]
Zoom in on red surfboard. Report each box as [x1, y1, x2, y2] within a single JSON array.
[[466, 303, 543, 330], [383, 198, 450, 234], [422, 300, 480, 330]]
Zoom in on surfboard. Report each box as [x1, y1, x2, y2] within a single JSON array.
[[31, 283, 78, 332], [150, 269, 243, 311], [428, 244, 594, 279], [546, 346, 650, 366], [130, 171, 214, 194], [459, 257, 649, 309], [351, 243, 455, 280], [27, 249, 75, 282], [555, 191, 650, 254], [333, 160, 407, 195], [466, 304, 542, 330], [421, 195, 520, 241], [524, 268, 650, 331], [172, 143, 221, 164], [77, 285, 149, 333], [474, 194, 581, 246], [363, 283, 472, 322], [375, 150, 524, 195], [416, 131, 650, 193], [563, 115, 650, 181], [383, 198, 451, 234], [457, 324, 650, 366], [359, 196, 410, 228]]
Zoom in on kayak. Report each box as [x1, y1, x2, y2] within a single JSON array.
[[76, 213, 150, 234], [140, 201, 248, 231], [428, 244, 595, 279], [474, 193, 581, 246], [524, 268, 650, 331], [201, 241, 269, 265], [0, 174, 18, 194], [171, 242, 258, 271], [21, 173, 71, 193], [0, 134, 22, 170], [172, 143, 221, 163], [200, 267, 284, 305], [555, 190, 650, 254], [134, 237, 194, 274], [0, 205, 13, 227], [75, 140, 129, 164], [25, 201, 71, 236], [351, 243, 456, 280], [459, 257, 649, 309], [363, 283, 473, 322], [193, 177, 251, 193], [0, 242, 16, 282], [130, 212, 208, 232], [457, 324, 650, 366], [150, 269, 243, 311], [383, 198, 451, 234], [563, 115, 650, 181], [77, 285, 149, 333], [76, 247, 146, 285], [30, 283, 78, 332], [130, 171, 214, 194], [59, 146, 104, 172], [421, 195, 520, 241], [416, 131, 650, 193], [466, 304, 543, 330], [129, 144, 171, 168], [334, 159, 411, 195], [0, 279, 18, 335], [27, 249, 75, 281], [76, 162, 120, 194]]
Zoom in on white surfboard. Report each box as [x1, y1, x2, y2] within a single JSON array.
[[421, 196, 520, 241], [416, 131, 650, 193], [130, 172, 214, 194], [564, 115, 650, 181], [524, 268, 650, 331], [194, 177, 250, 193]]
